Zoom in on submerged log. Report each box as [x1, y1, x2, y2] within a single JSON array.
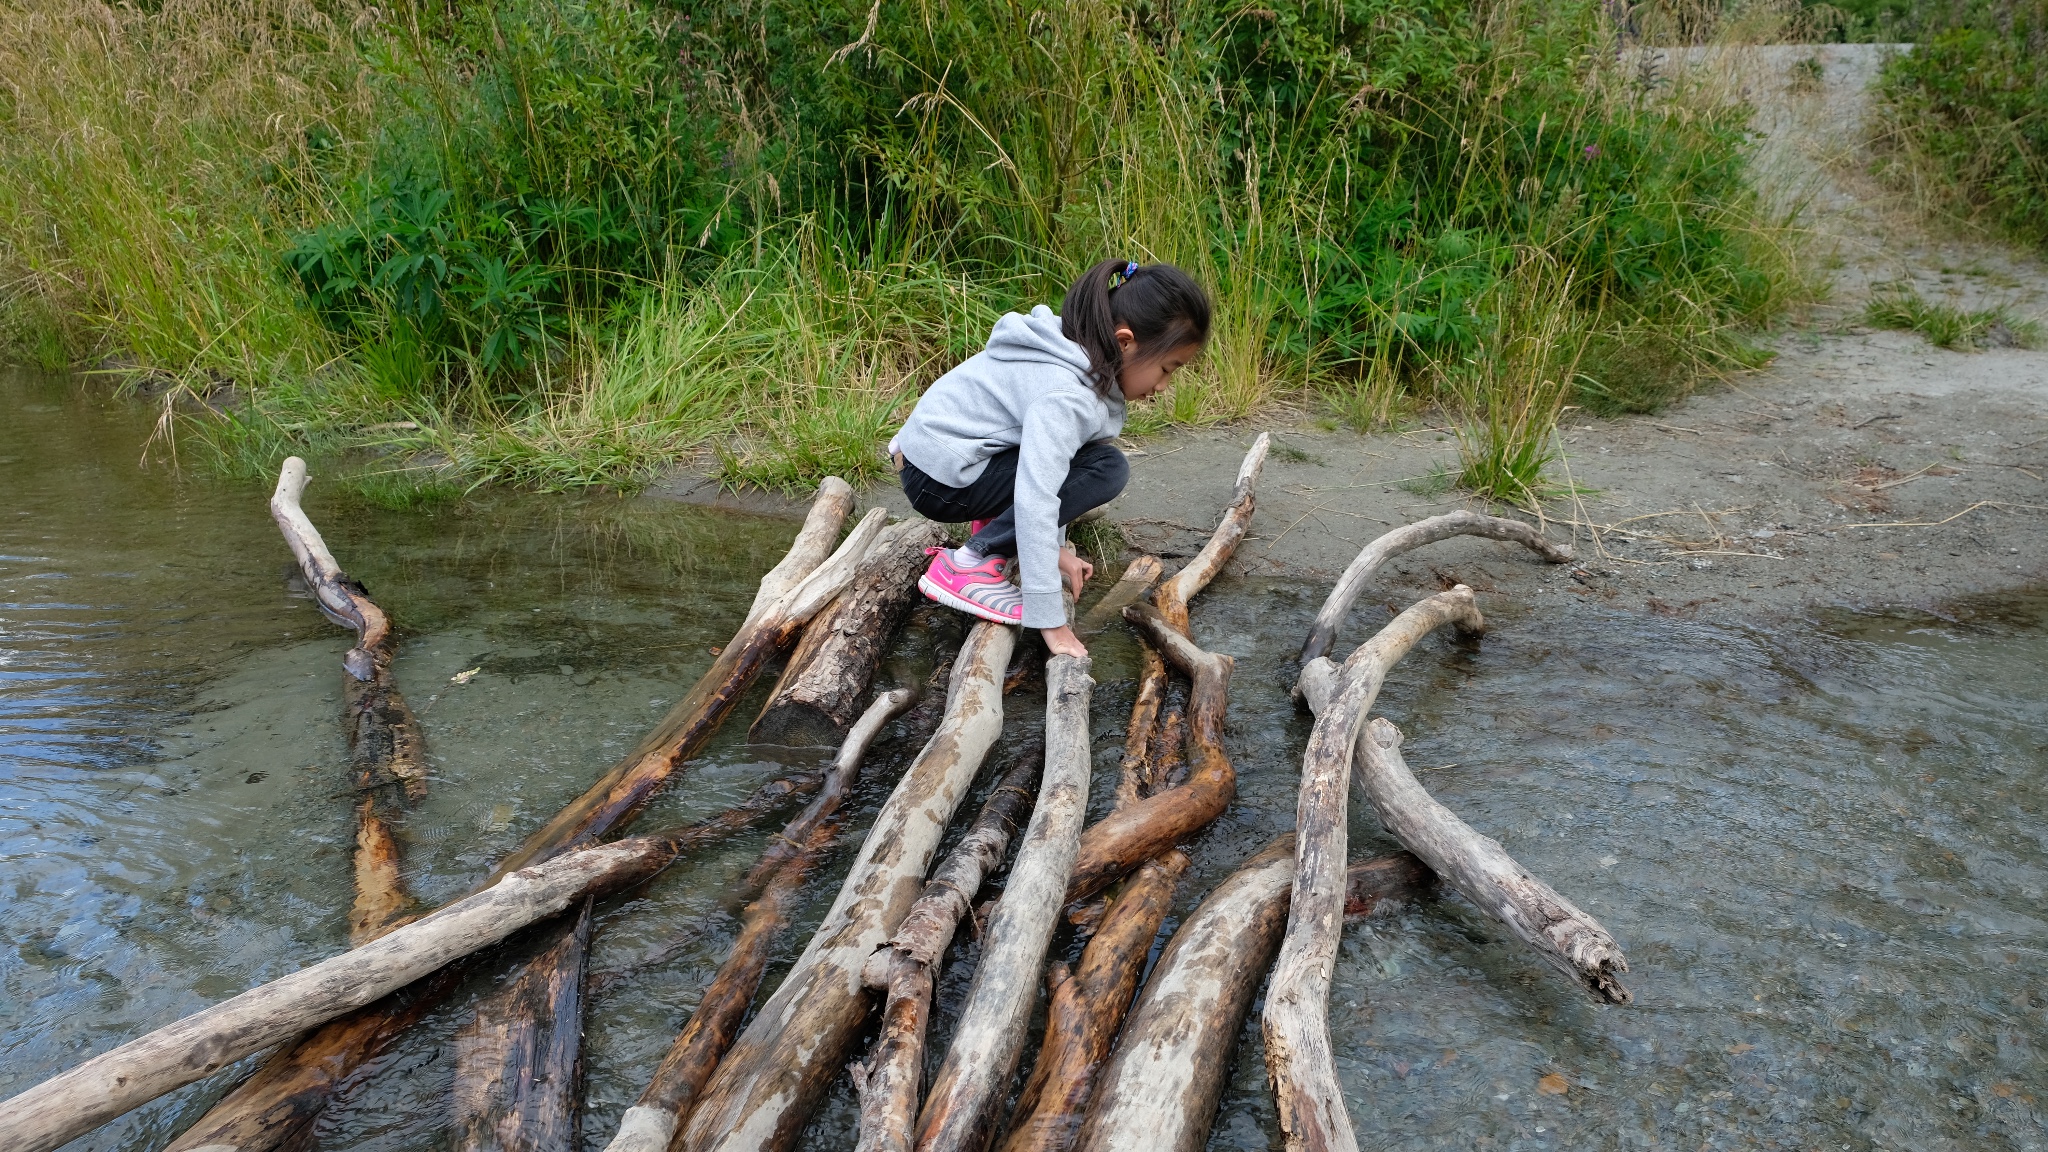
[[753, 521, 946, 745], [1265, 586, 1484, 1152], [1356, 719, 1630, 1002], [270, 457, 423, 943], [854, 749, 1043, 1152], [453, 900, 594, 1152], [914, 654, 1093, 1152], [997, 849, 1187, 1152], [602, 688, 919, 1152], [1072, 840, 1434, 1152], [1065, 606, 1233, 904], [1297, 510, 1571, 668], [1075, 555, 1162, 636], [678, 620, 1018, 1152], [162, 481, 870, 1152], [0, 834, 698, 1152]]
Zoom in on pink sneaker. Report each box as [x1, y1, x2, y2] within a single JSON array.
[[919, 549, 1022, 625], [968, 518, 991, 538]]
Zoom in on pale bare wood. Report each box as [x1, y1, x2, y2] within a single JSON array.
[[271, 457, 422, 944], [1158, 432, 1269, 619], [1356, 719, 1631, 1003], [853, 751, 1042, 1152], [1297, 509, 1571, 669], [598, 687, 920, 1152], [1072, 841, 1434, 1152], [1265, 586, 1484, 1152], [678, 620, 1018, 1152], [165, 480, 867, 1152], [914, 655, 1093, 1152], [0, 835, 694, 1152], [752, 521, 946, 745]]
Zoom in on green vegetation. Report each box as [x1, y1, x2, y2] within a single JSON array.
[[1863, 284, 2041, 348], [2, 0, 1810, 500], [1870, 0, 2048, 250]]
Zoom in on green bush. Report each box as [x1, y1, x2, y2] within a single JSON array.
[[1873, 2, 2048, 250]]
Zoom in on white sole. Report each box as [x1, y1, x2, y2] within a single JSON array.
[[919, 574, 1021, 626]]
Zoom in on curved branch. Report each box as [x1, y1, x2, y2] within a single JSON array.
[[1265, 586, 1484, 1152], [1297, 510, 1570, 669]]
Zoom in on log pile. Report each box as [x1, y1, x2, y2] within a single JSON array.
[[0, 438, 1644, 1152]]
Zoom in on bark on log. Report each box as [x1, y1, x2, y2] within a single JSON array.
[[162, 482, 869, 1152], [0, 835, 696, 1152], [1065, 606, 1233, 904], [453, 900, 594, 1152], [1296, 510, 1571, 668], [995, 850, 1187, 1152], [677, 620, 1018, 1152], [914, 654, 1093, 1152], [853, 750, 1043, 1152], [1265, 586, 1484, 1152], [1072, 841, 1434, 1152], [753, 521, 947, 745], [601, 687, 919, 1152], [1355, 719, 1630, 1002], [270, 457, 423, 944]]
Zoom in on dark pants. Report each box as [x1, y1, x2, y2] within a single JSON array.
[[899, 441, 1129, 558]]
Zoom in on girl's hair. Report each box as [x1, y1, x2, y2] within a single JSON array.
[[1061, 259, 1212, 395]]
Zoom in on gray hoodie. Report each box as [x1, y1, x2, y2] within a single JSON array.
[[893, 306, 1125, 628]]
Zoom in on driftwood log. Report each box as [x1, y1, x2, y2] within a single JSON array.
[[914, 654, 1093, 1152], [0, 833, 709, 1152], [1265, 586, 1484, 1152], [1072, 840, 1434, 1152], [600, 688, 919, 1152], [270, 456, 423, 944], [160, 482, 870, 1152], [1065, 606, 1233, 904], [678, 620, 1019, 1152], [1297, 510, 1570, 668], [752, 520, 946, 745], [853, 749, 1044, 1152], [1355, 719, 1631, 1002], [1074, 555, 1162, 636], [453, 900, 594, 1152], [451, 506, 891, 1146]]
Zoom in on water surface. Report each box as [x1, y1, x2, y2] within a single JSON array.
[[2, 368, 2042, 1151]]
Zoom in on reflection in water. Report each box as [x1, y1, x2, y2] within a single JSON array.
[[2, 368, 2043, 1151]]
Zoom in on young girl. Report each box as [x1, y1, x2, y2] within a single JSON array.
[[891, 259, 1211, 658]]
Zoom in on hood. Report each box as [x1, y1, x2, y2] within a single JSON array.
[[982, 305, 1096, 381]]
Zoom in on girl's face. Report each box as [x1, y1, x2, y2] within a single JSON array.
[[1115, 329, 1200, 402]]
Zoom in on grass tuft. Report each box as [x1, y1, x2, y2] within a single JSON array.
[[1863, 286, 2041, 350]]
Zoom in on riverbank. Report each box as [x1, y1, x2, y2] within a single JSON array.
[[650, 43, 2048, 626]]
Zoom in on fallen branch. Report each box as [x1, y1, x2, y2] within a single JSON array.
[[678, 620, 1018, 1152], [0, 834, 701, 1152], [1073, 840, 1433, 1152], [1297, 510, 1570, 669], [452, 899, 594, 1152], [1266, 586, 1484, 1152], [915, 654, 1094, 1152], [852, 749, 1043, 1152], [1357, 719, 1630, 1002], [1065, 605, 1233, 904], [601, 688, 919, 1152], [753, 521, 946, 745], [163, 481, 869, 1152], [1074, 555, 1162, 636], [270, 457, 423, 944]]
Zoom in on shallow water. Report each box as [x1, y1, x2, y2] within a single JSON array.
[[2, 368, 2043, 1152]]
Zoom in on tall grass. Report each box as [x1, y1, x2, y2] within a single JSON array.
[[1, 0, 1816, 499]]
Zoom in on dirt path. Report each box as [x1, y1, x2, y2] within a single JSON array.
[[658, 45, 2048, 622]]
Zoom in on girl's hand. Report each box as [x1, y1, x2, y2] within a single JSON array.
[[1042, 624, 1088, 660], [1058, 546, 1094, 600]]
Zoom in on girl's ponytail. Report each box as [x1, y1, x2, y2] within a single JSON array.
[[1061, 258, 1212, 396]]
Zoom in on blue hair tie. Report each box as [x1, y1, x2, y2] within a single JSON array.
[[1109, 261, 1139, 289]]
